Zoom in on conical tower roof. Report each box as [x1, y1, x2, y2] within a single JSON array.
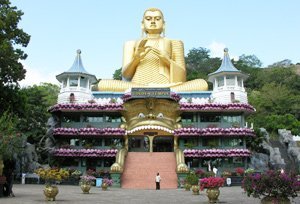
[[208, 48, 248, 82], [56, 49, 97, 83]]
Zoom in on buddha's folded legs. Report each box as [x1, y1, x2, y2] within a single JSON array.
[[98, 78, 208, 92], [170, 79, 208, 92], [98, 79, 146, 92]]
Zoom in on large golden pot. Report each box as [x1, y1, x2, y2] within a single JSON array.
[[44, 185, 59, 201], [261, 196, 290, 204], [184, 183, 191, 191], [191, 185, 199, 195], [80, 183, 91, 194], [206, 188, 220, 203], [101, 182, 108, 191]]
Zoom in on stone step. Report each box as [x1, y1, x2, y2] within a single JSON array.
[[121, 152, 178, 189]]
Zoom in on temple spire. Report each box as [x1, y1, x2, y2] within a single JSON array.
[[210, 48, 240, 75], [67, 49, 89, 74]]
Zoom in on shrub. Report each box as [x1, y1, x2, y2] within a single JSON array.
[[195, 169, 206, 178], [79, 175, 96, 185], [204, 171, 215, 178], [185, 171, 199, 185], [35, 167, 69, 186], [200, 177, 225, 191], [221, 170, 232, 178], [102, 178, 113, 186], [242, 170, 300, 199], [235, 167, 245, 176]]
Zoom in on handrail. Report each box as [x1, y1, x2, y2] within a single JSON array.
[[175, 148, 189, 173], [110, 148, 128, 173]]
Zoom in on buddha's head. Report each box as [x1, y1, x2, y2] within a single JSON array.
[[142, 8, 165, 36]]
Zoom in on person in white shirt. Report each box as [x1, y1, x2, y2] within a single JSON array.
[[213, 166, 218, 177], [155, 172, 161, 190]]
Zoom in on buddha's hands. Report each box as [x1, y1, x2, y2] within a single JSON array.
[[134, 39, 150, 60], [149, 47, 171, 66], [134, 39, 171, 66]]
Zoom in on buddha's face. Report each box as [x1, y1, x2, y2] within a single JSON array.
[[143, 10, 164, 35]]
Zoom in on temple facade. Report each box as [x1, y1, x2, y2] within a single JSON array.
[[48, 48, 255, 188]]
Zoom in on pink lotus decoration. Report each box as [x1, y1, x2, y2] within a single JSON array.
[[48, 103, 123, 112], [180, 103, 255, 112], [53, 127, 125, 136], [183, 148, 251, 158], [52, 148, 118, 157], [174, 127, 255, 137]]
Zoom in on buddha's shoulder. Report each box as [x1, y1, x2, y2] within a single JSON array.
[[159, 37, 182, 42], [124, 40, 136, 47], [164, 38, 184, 46]]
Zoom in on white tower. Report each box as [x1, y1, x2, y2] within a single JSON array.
[[208, 48, 249, 104], [56, 50, 97, 104]]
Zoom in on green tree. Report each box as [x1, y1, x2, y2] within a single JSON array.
[[235, 54, 262, 68], [185, 47, 221, 83], [264, 114, 300, 135], [113, 68, 122, 80], [18, 83, 59, 143], [0, 111, 25, 159], [0, 0, 30, 114]]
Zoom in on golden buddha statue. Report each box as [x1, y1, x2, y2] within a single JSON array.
[[98, 8, 208, 92]]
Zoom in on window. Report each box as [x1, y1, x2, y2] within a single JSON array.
[[222, 115, 241, 127], [80, 77, 88, 88], [223, 138, 243, 147], [62, 80, 67, 88], [200, 115, 221, 122], [230, 92, 235, 102], [181, 115, 194, 123], [83, 116, 104, 123], [237, 77, 243, 87], [217, 77, 224, 87], [104, 138, 114, 146], [61, 114, 80, 122], [70, 139, 80, 146], [69, 93, 75, 103], [106, 116, 121, 123], [202, 138, 219, 148], [183, 138, 198, 148], [69, 77, 78, 87], [226, 76, 235, 86], [185, 158, 200, 168], [233, 157, 243, 164]]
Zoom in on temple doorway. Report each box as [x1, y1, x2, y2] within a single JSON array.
[[153, 136, 173, 152], [128, 136, 149, 152]]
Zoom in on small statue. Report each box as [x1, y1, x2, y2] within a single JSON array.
[[98, 8, 208, 92]]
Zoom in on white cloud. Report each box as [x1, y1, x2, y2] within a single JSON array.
[[206, 41, 239, 61], [207, 41, 226, 58], [19, 63, 60, 87]]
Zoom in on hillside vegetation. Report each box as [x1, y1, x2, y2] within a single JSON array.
[[185, 47, 300, 136]]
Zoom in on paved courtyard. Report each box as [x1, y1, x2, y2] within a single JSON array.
[[0, 184, 299, 204]]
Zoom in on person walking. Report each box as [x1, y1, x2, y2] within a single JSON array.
[[3, 159, 15, 197], [155, 172, 161, 190]]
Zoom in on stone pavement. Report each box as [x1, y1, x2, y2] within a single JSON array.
[[0, 184, 299, 204]]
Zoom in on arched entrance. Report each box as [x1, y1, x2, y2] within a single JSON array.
[[153, 136, 174, 152], [126, 133, 175, 152], [128, 136, 149, 152]]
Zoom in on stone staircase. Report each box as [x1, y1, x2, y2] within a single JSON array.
[[121, 152, 178, 189], [270, 139, 296, 172]]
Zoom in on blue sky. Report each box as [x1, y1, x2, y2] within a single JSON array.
[[11, 0, 300, 86]]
